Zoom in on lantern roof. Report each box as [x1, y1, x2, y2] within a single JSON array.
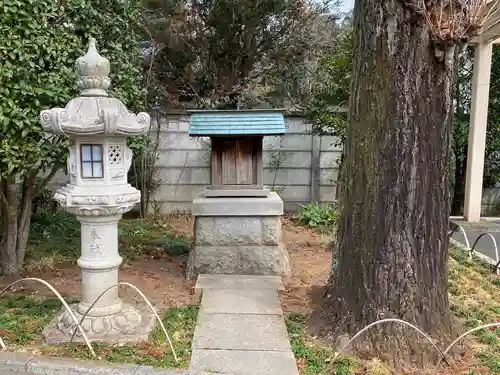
[[40, 38, 150, 137], [188, 109, 286, 137]]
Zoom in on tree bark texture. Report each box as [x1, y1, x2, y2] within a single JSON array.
[[0, 167, 58, 276], [0, 179, 20, 276], [315, 0, 459, 366]]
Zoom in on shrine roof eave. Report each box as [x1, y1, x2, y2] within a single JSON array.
[[188, 109, 287, 137]]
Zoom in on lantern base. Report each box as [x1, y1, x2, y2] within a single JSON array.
[[43, 303, 156, 345]]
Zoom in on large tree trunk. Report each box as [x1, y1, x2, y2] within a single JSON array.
[[313, 0, 459, 367]]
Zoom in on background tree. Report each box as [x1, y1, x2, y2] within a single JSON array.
[[0, 0, 145, 276], [307, 20, 500, 218], [304, 15, 352, 198], [312, 0, 490, 366], [143, 0, 338, 109]]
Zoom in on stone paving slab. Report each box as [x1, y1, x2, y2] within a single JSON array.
[[193, 313, 291, 351], [190, 349, 298, 375], [194, 275, 284, 299], [201, 289, 283, 315], [0, 352, 33, 373], [25, 357, 138, 375], [0, 353, 218, 375]]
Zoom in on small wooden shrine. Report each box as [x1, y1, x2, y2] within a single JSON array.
[[188, 109, 286, 197], [186, 109, 291, 279]]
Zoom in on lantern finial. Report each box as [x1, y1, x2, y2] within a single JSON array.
[[75, 38, 111, 96]]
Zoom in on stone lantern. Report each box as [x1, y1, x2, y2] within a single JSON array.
[[40, 38, 155, 344]]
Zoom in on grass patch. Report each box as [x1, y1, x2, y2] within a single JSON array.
[[286, 246, 499, 374], [449, 246, 500, 373], [286, 313, 361, 375], [28, 212, 80, 263], [26, 212, 192, 267], [0, 294, 198, 368], [0, 295, 62, 345]]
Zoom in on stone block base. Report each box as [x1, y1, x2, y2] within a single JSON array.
[[187, 193, 291, 279], [43, 303, 156, 345], [187, 245, 291, 278]]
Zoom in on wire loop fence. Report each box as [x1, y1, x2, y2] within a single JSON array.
[[0, 279, 178, 362], [0, 275, 497, 374], [0, 226, 497, 373], [433, 322, 500, 375], [327, 318, 454, 375], [68, 282, 178, 363], [0, 278, 96, 358], [448, 223, 500, 274], [325, 319, 500, 375]]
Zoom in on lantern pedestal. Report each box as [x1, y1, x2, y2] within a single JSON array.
[[44, 303, 155, 345], [43, 214, 155, 345]]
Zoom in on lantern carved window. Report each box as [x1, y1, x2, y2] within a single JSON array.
[[80, 144, 104, 178], [108, 145, 123, 166]]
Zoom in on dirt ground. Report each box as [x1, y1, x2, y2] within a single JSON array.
[[3, 215, 331, 313]]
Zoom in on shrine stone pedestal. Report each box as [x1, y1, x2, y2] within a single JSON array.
[[187, 192, 291, 279]]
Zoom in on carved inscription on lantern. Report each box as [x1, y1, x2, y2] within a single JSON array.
[[88, 229, 102, 254]]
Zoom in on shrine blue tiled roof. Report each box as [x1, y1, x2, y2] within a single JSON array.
[[188, 109, 286, 136]]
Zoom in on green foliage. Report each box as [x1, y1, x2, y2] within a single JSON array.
[[27, 212, 191, 264], [298, 202, 339, 231], [286, 312, 360, 375], [451, 46, 500, 214], [28, 211, 80, 262], [0, 0, 147, 275], [163, 235, 191, 256], [483, 45, 500, 188], [118, 218, 192, 259], [305, 16, 352, 142], [0, 0, 146, 179]]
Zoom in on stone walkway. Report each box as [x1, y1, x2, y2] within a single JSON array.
[[189, 275, 299, 375]]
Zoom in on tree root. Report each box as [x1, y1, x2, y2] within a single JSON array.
[[310, 295, 465, 371]]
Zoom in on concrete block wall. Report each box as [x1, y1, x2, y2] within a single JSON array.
[[481, 187, 500, 215], [45, 113, 500, 216], [45, 113, 342, 214], [152, 114, 341, 214]]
